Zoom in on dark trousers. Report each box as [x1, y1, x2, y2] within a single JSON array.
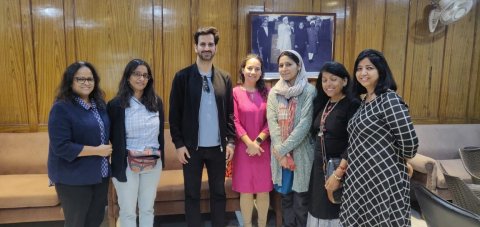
[[55, 178, 109, 227], [183, 146, 226, 227], [281, 191, 309, 227]]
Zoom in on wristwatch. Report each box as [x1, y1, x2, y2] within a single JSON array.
[[255, 137, 263, 144]]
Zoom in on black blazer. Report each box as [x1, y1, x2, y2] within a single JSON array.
[[107, 96, 165, 182]]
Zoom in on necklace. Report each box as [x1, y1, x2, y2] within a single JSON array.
[[318, 99, 341, 137], [366, 92, 376, 102]]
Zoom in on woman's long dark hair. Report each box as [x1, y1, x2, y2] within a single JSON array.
[[311, 61, 352, 136], [351, 49, 397, 97], [55, 61, 106, 109], [239, 54, 268, 99], [116, 59, 160, 112]]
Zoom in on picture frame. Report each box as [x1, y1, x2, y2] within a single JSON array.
[[248, 12, 336, 79]]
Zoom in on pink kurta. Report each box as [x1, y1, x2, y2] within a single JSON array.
[[232, 86, 273, 193]]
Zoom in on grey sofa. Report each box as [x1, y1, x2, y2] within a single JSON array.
[[409, 124, 480, 200]]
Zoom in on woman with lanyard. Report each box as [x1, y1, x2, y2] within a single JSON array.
[[307, 61, 359, 227]]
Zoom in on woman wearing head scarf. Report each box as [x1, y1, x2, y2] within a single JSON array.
[[267, 49, 316, 227]]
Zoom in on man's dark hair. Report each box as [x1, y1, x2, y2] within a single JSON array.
[[194, 27, 219, 45]]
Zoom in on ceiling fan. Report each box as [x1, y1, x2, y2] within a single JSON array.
[[428, 0, 474, 33]]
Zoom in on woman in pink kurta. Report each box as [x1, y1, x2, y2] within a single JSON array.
[[232, 54, 272, 227]]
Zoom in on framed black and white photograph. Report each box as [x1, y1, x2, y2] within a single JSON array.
[[248, 12, 336, 79]]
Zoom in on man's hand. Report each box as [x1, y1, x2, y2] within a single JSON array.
[[226, 145, 234, 161], [176, 146, 190, 164]]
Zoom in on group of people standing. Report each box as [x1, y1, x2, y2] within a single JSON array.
[[47, 26, 418, 227]]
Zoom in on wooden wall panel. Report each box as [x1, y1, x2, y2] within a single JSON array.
[[162, 0, 192, 124], [64, 0, 76, 64], [273, 0, 312, 12], [353, 0, 385, 55], [439, 3, 477, 123], [31, 0, 67, 127], [471, 3, 480, 122], [196, 0, 237, 81], [404, 0, 445, 123], [343, 0, 355, 72], [383, 0, 409, 95], [21, 0, 39, 131], [74, 0, 154, 101], [153, 0, 164, 102], [0, 0, 29, 131]]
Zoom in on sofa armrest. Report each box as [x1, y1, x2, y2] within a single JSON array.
[[408, 154, 437, 191], [107, 180, 118, 227]]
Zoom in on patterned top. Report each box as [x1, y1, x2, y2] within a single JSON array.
[[125, 97, 160, 151], [75, 96, 109, 177], [340, 90, 419, 226]]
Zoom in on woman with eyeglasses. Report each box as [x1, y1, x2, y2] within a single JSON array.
[[48, 61, 112, 227], [108, 59, 165, 226]]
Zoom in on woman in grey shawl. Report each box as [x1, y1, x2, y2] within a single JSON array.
[[267, 49, 316, 226]]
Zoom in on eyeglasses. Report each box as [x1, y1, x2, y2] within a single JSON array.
[[131, 71, 151, 80], [74, 77, 95, 84], [202, 76, 210, 93]]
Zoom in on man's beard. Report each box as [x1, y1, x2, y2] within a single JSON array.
[[198, 51, 214, 61]]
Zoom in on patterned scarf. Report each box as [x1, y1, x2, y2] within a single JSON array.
[[271, 49, 308, 106], [278, 97, 298, 142]]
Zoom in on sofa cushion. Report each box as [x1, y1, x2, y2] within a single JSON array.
[[0, 174, 59, 209], [156, 169, 239, 202], [436, 159, 472, 189], [162, 131, 182, 171], [0, 132, 49, 175]]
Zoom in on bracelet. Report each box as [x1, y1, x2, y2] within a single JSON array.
[[333, 173, 342, 181]]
